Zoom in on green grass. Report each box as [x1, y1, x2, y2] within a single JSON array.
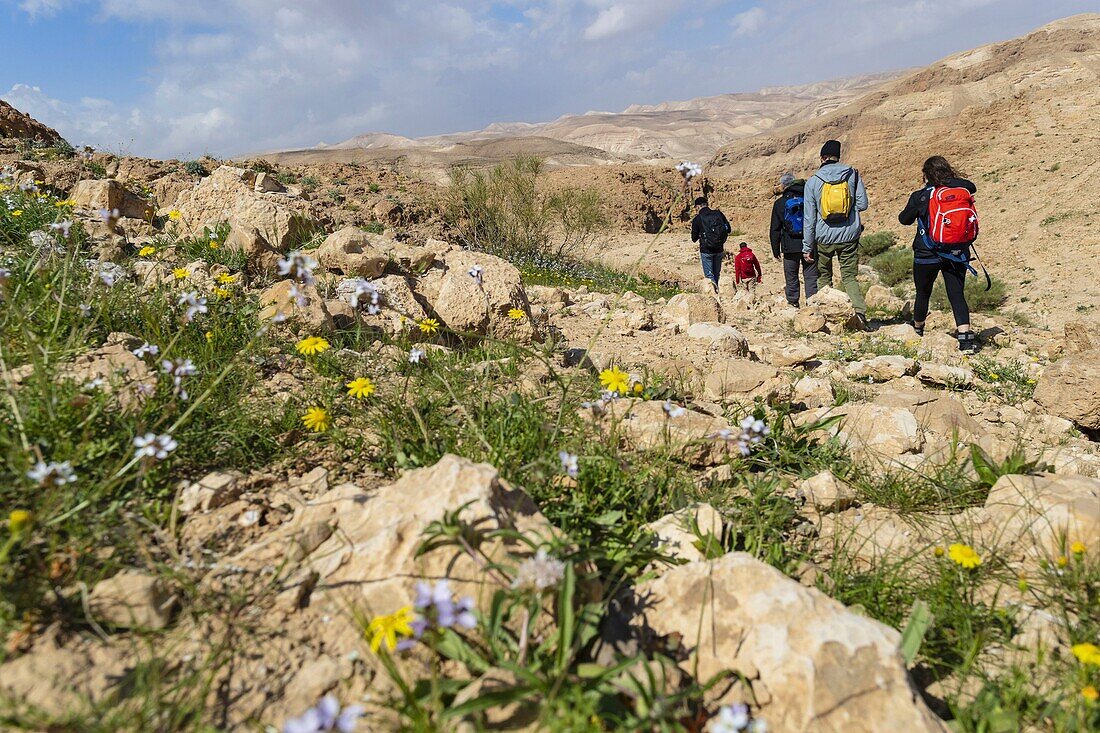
[[519, 256, 679, 299], [869, 247, 913, 286], [861, 230, 898, 258]]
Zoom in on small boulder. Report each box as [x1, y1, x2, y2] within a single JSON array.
[[258, 280, 335, 333], [844, 355, 917, 382], [316, 227, 388, 278], [793, 308, 827, 334], [89, 571, 176, 630], [703, 358, 781, 402], [800, 470, 857, 512], [663, 293, 721, 327], [432, 251, 539, 342], [1033, 349, 1100, 431], [685, 322, 748, 356], [645, 503, 724, 564], [918, 362, 975, 388], [865, 284, 905, 312], [70, 179, 152, 221]]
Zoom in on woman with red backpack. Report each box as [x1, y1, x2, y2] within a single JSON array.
[[898, 156, 979, 354]]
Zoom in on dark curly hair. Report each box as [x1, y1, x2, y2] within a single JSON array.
[[922, 156, 965, 187]]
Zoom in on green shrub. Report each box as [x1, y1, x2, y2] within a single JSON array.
[[869, 248, 912, 286], [861, 231, 897, 258], [361, 221, 385, 235], [183, 160, 208, 177], [931, 273, 1006, 312]]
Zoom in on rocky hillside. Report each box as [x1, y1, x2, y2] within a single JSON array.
[[1, 141, 1099, 730], [0, 99, 63, 144], [706, 13, 1100, 322]]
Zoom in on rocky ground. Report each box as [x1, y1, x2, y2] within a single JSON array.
[[0, 141, 1098, 733]]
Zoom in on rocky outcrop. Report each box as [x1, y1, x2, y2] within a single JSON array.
[[1033, 349, 1100, 431], [635, 553, 948, 732], [316, 227, 388, 278], [430, 251, 539, 342], [0, 99, 62, 143], [69, 179, 153, 221]]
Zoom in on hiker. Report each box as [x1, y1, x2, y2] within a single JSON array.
[[690, 196, 732, 291], [898, 155, 980, 353], [802, 140, 869, 328], [732, 242, 762, 291], [770, 172, 818, 306]]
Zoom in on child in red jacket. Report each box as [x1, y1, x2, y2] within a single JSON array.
[[732, 242, 762, 291]]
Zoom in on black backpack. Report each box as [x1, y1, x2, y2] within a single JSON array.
[[699, 209, 729, 252]]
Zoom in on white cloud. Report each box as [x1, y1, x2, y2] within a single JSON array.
[[730, 6, 765, 37], [2, 0, 1093, 158]]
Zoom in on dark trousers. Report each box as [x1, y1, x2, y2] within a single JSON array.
[[700, 250, 723, 289], [782, 252, 819, 306], [913, 260, 970, 326]]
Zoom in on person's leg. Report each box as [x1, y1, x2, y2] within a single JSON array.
[[713, 252, 723, 288], [941, 264, 971, 329], [802, 256, 819, 301], [837, 241, 867, 315], [816, 243, 834, 289], [783, 255, 800, 306], [911, 262, 938, 331], [700, 252, 717, 289]]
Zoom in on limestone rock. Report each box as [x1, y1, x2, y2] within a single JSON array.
[[685, 322, 748, 356], [844, 356, 917, 382], [1064, 321, 1098, 355], [975, 474, 1099, 560], [173, 166, 318, 273], [635, 553, 947, 732], [258, 281, 335, 333], [89, 571, 176, 630], [792, 376, 834, 409], [663, 293, 720, 327], [432, 251, 538, 342], [806, 286, 854, 322], [1033, 349, 1100, 431], [763, 342, 818, 367], [800, 470, 856, 512], [63, 334, 155, 410], [179, 471, 244, 514], [864, 284, 904, 312], [70, 179, 152, 221], [801, 404, 923, 459], [582, 399, 737, 466], [645, 503, 723, 564], [912, 395, 983, 441], [316, 227, 387, 278], [793, 308, 827, 334], [703, 359, 781, 403], [918, 362, 975, 388]]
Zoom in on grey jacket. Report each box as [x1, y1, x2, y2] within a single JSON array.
[[802, 162, 868, 253]]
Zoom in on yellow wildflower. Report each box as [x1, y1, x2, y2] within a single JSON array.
[[296, 336, 331, 356], [934, 547, 945, 557], [507, 307, 525, 321], [209, 241, 219, 250], [11, 210, 23, 217], [167, 210, 181, 221], [8, 510, 32, 536], [1071, 541, 1086, 555], [599, 366, 629, 395], [631, 381, 644, 395], [346, 377, 376, 399], [213, 287, 232, 299], [418, 318, 440, 335], [1073, 643, 1100, 666], [173, 267, 190, 280], [367, 606, 414, 653], [204, 331, 213, 342], [1056, 556, 1068, 568], [988, 373, 999, 381], [138, 246, 156, 257], [947, 543, 982, 569], [301, 407, 331, 433], [216, 273, 239, 285], [1083, 685, 1099, 702], [55, 199, 76, 207]]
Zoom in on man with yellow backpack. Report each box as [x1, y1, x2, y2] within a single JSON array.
[[802, 139, 869, 329]]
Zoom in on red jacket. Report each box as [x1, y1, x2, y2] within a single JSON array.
[[733, 247, 762, 284]]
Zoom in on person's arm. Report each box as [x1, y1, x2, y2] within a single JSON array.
[[753, 254, 762, 281], [769, 199, 782, 257], [691, 215, 700, 243], [854, 170, 868, 213], [898, 191, 922, 226], [720, 210, 732, 234], [802, 179, 817, 254]]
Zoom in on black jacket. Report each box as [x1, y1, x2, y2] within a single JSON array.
[[691, 207, 732, 253], [770, 181, 806, 257], [898, 177, 976, 265]]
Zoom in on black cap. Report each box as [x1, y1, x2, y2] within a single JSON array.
[[694, 196, 708, 207], [820, 140, 842, 160], [739, 241, 748, 248]]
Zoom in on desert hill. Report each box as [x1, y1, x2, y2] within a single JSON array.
[[0, 98, 63, 144], [266, 73, 901, 169]]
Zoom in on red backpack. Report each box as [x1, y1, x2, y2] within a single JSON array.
[[927, 186, 978, 245]]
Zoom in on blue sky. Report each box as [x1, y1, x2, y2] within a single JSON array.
[[2, 1, 1094, 158]]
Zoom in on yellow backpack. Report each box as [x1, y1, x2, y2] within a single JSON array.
[[818, 170, 855, 225]]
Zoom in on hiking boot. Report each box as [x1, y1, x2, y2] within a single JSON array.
[[956, 331, 978, 354], [910, 321, 925, 337], [854, 313, 870, 332]]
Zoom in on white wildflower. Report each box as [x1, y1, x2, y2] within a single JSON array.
[[408, 347, 426, 364], [49, 220, 73, 238], [338, 278, 380, 314], [711, 704, 750, 733], [662, 400, 686, 418], [177, 291, 207, 323], [0, 267, 10, 286], [676, 161, 703, 181], [283, 693, 363, 733], [276, 250, 318, 286], [161, 358, 198, 400], [78, 303, 92, 317], [98, 207, 120, 224], [558, 450, 579, 479], [27, 460, 77, 487], [132, 342, 159, 359], [511, 548, 566, 593], [133, 432, 178, 462], [467, 264, 483, 286]]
